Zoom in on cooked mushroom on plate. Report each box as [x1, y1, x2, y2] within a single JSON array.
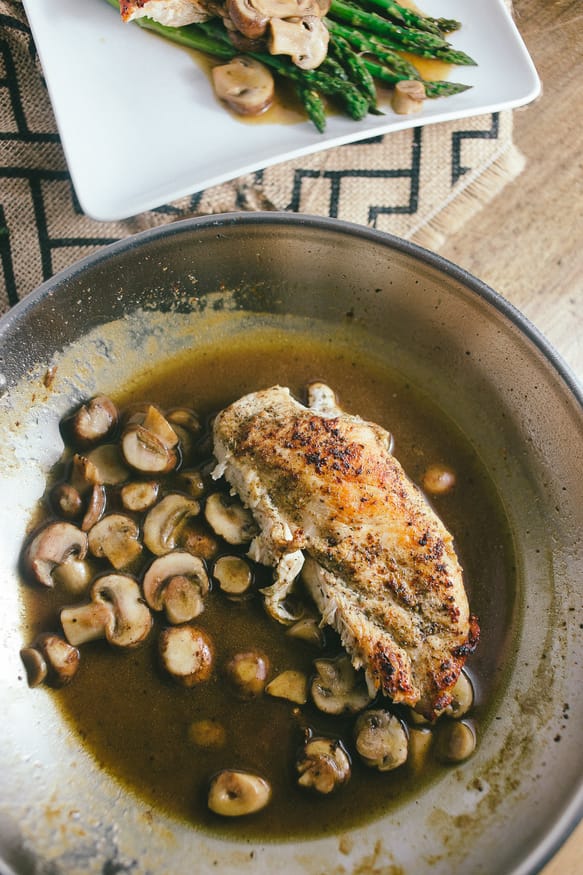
[[110, 0, 474, 131]]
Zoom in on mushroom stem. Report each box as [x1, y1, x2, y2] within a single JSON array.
[[61, 600, 115, 646], [391, 79, 426, 114], [212, 56, 275, 116]]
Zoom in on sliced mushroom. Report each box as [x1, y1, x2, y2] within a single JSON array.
[[159, 624, 214, 686], [69, 395, 118, 448], [212, 57, 275, 116], [88, 513, 143, 570], [311, 654, 373, 715], [142, 551, 210, 624], [167, 407, 202, 437], [51, 482, 83, 520], [143, 493, 200, 555], [121, 425, 178, 474], [354, 709, 408, 771], [34, 633, 81, 687], [435, 720, 476, 763], [21, 634, 80, 688], [266, 669, 308, 704], [391, 79, 426, 114], [57, 456, 107, 530], [286, 617, 325, 647], [80, 483, 107, 532], [228, 29, 270, 54], [142, 405, 180, 450], [224, 650, 269, 699], [119, 401, 152, 428], [70, 453, 101, 493], [422, 463, 456, 496], [86, 444, 130, 485], [268, 16, 329, 70], [225, 0, 270, 40], [204, 492, 258, 544], [23, 521, 88, 588], [226, 0, 326, 39], [296, 737, 351, 794], [208, 769, 271, 817], [61, 573, 152, 648], [20, 645, 48, 687], [441, 670, 474, 718], [120, 480, 160, 512], [213, 555, 253, 597]]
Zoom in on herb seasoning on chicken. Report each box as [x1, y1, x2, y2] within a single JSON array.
[[212, 384, 479, 719]]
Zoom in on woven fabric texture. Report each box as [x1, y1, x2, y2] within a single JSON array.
[[0, 0, 524, 313]]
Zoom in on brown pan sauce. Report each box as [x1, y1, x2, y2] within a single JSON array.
[[20, 333, 516, 839]]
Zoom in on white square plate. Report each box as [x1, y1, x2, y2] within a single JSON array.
[[22, 0, 540, 221]]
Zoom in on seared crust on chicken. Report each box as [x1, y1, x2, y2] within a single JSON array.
[[212, 385, 478, 718]]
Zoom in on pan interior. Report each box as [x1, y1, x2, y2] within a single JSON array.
[[15, 316, 518, 840], [0, 215, 581, 875]]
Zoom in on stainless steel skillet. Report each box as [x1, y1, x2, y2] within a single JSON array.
[[0, 213, 581, 875]]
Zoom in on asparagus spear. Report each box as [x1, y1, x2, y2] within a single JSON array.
[[326, 20, 472, 97], [250, 51, 370, 120], [104, 0, 472, 130], [421, 16, 462, 35], [329, 0, 477, 65], [360, 0, 461, 36], [330, 0, 449, 50], [327, 18, 421, 79], [320, 55, 351, 81], [329, 32, 379, 110], [362, 59, 471, 99], [360, 0, 440, 35], [295, 85, 328, 133]]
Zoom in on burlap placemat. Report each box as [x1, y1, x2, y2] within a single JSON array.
[[0, 0, 524, 314]]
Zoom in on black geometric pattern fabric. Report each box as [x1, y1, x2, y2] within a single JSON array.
[[0, 0, 523, 314]]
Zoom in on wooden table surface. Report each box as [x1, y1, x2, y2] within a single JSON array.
[[440, 1, 582, 871]]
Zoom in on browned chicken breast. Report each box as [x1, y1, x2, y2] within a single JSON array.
[[212, 385, 479, 718]]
